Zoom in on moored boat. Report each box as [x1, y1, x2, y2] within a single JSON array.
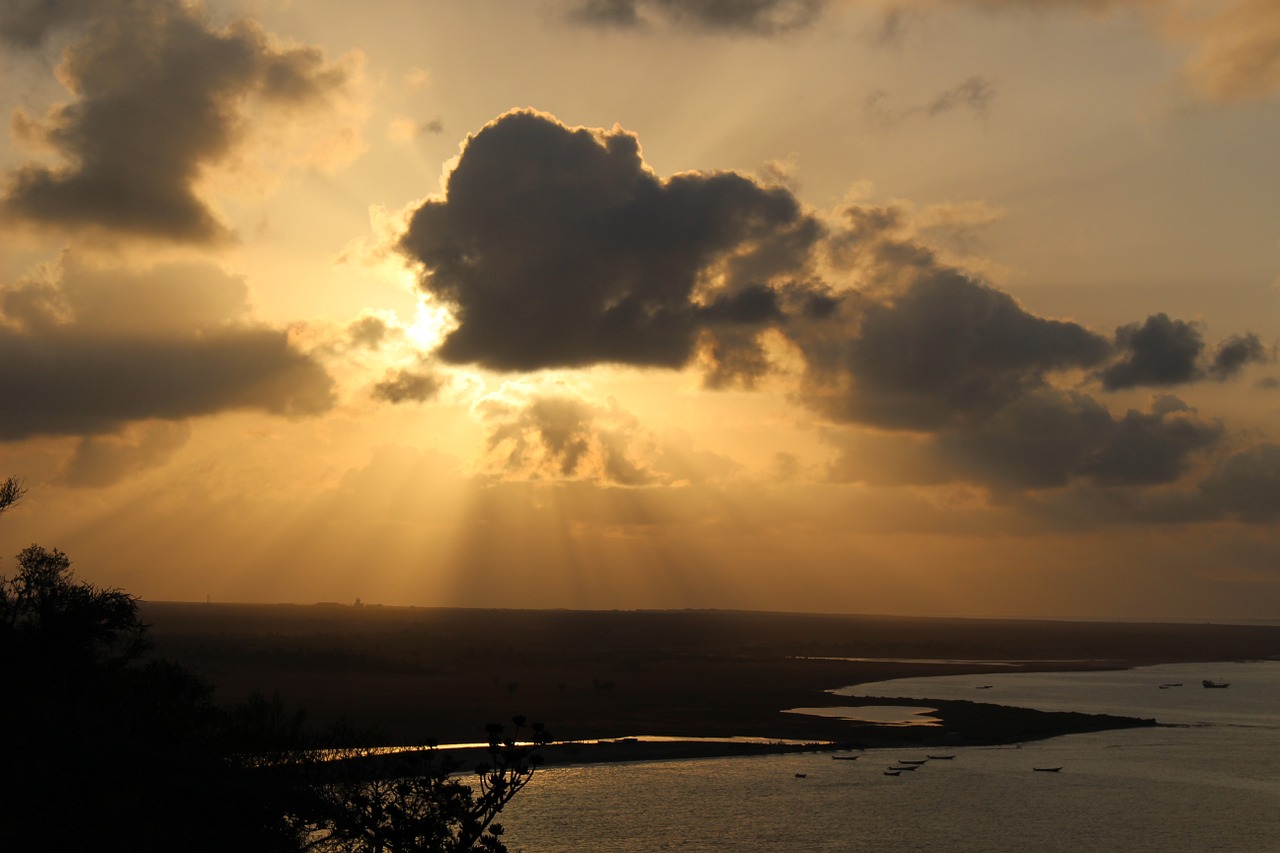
[[1202, 680, 1230, 688]]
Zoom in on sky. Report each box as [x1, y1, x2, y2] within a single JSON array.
[[1, 0, 1278, 620]]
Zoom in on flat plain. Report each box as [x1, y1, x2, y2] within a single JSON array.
[[142, 603, 1280, 752]]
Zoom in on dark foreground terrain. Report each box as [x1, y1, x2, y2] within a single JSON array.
[[142, 603, 1280, 756]]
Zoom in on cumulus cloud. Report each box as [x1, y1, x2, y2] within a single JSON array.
[[397, 110, 1271, 511], [803, 268, 1110, 430], [0, 258, 334, 440], [1101, 314, 1270, 390], [2, 0, 350, 243], [1101, 313, 1203, 390], [399, 109, 822, 372], [566, 0, 825, 33]]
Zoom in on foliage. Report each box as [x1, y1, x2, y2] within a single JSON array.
[[0, 480, 546, 852], [281, 718, 549, 853]]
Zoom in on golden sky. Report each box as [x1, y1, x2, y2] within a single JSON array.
[[1, 0, 1278, 619]]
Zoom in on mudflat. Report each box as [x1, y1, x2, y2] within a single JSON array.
[[142, 603, 1280, 750]]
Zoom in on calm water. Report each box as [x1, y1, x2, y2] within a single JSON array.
[[500, 661, 1280, 852]]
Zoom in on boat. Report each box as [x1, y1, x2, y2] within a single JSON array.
[[897, 759, 928, 765], [794, 773, 807, 778], [1033, 767, 1063, 772], [975, 685, 993, 689], [832, 755, 859, 761], [1159, 683, 1183, 689], [889, 766, 918, 772], [884, 770, 901, 776], [927, 755, 955, 760], [1202, 680, 1230, 688]]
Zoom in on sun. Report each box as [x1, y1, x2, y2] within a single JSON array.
[[402, 294, 457, 353]]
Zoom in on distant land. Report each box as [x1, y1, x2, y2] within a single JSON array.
[[141, 603, 1280, 755]]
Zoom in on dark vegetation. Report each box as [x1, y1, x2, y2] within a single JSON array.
[[0, 479, 545, 852]]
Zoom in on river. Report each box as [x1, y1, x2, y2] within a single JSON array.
[[499, 660, 1280, 852]]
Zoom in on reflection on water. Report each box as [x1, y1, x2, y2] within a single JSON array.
[[501, 662, 1280, 852], [784, 705, 940, 726]]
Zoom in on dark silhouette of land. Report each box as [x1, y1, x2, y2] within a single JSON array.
[[142, 602, 1280, 759]]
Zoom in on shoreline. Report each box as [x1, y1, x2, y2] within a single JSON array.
[[139, 604, 1280, 757]]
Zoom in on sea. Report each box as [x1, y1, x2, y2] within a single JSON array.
[[499, 660, 1280, 852]]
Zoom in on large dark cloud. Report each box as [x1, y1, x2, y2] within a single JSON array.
[[399, 109, 822, 372], [805, 269, 1111, 430], [2, 0, 347, 243], [0, 260, 335, 440], [567, 0, 825, 33]]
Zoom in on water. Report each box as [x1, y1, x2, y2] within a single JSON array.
[[500, 661, 1280, 852]]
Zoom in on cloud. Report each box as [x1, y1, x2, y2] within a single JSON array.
[[0, 0, 105, 48], [0, 258, 335, 440], [1100, 313, 1203, 390], [1100, 314, 1270, 390], [1209, 333, 1271, 380], [370, 368, 444, 404], [566, 0, 826, 34], [347, 315, 393, 350], [480, 394, 657, 485], [1175, 0, 1280, 101], [1, 0, 350, 243], [398, 109, 822, 372], [864, 76, 996, 126], [802, 268, 1111, 431], [827, 391, 1223, 491], [59, 421, 191, 487], [870, 0, 1280, 101], [1198, 443, 1280, 522]]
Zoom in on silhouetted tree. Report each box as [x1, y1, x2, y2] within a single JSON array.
[[1, 481, 545, 852], [279, 717, 549, 853]]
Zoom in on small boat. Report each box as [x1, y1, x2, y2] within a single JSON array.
[[976, 685, 994, 689], [832, 755, 859, 761], [884, 770, 901, 776], [794, 773, 807, 778], [927, 755, 955, 760], [1159, 683, 1183, 689], [897, 759, 928, 765], [1202, 680, 1230, 689], [889, 766, 918, 772], [1033, 767, 1063, 772]]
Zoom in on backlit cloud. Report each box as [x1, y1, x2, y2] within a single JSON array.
[[2, 0, 351, 243], [0, 258, 335, 440], [399, 109, 822, 372]]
